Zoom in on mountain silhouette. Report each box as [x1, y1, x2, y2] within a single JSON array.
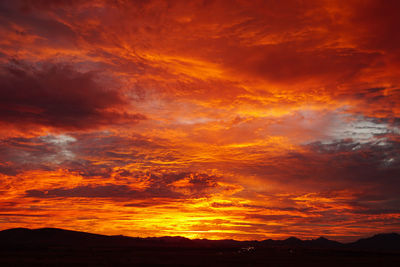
[[1, 228, 400, 266], [283, 236, 303, 245], [347, 233, 400, 252], [0, 227, 399, 252]]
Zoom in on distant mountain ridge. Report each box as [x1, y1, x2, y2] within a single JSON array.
[[0, 228, 399, 252], [347, 233, 400, 251]]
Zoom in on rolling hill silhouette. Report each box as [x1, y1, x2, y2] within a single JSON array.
[[347, 233, 400, 251], [1, 227, 399, 250], [0, 228, 399, 266]]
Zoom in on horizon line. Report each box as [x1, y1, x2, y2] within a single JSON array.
[[2, 227, 399, 244]]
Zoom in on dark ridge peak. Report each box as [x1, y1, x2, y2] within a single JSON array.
[[30, 227, 107, 238], [280, 237, 304, 247], [306, 236, 343, 249], [161, 235, 191, 240], [371, 232, 400, 238], [356, 232, 400, 242], [347, 232, 400, 252], [285, 236, 302, 242], [216, 239, 240, 242], [311, 236, 341, 243], [148, 236, 192, 243]]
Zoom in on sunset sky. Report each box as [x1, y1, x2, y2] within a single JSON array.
[[0, 0, 399, 242]]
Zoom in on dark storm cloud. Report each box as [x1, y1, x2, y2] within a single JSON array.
[[345, 0, 400, 52], [0, 135, 67, 174], [0, 136, 62, 159], [20, 0, 89, 9], [0, 163, 19, 176], [306, 140, 399, 193], [222, 44, 376, 84], [24, 182, 180, 199], [247, 214, 302, 221], [239, 139, 400, 189], [0, 61, 145, 129], [63, 160, 114, 179], [0, 132, 164, 176], [312, 140, 400, 212], [68, 132, 163, 157], [228, 138, 400, 218], [24, 172, 223, 200], [25, 184, 143, 198], [0, 0, 79, 49], [339, 87, 400, 119], [147, 172, 220, 198]]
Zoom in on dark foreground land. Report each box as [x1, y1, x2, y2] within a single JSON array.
[[0, 228, 399, 266]]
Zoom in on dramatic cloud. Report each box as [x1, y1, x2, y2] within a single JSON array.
[[0, 62, 145, 130], [26, 184, 145, 199], [0, 0, 399, 241], [25, 172, 227, 200]]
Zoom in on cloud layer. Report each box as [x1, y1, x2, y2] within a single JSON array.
[[0, 0, 399, 241]]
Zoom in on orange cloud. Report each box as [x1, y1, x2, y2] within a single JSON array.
[[0, 0, 399, 242]]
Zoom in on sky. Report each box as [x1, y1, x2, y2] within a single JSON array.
[[0, 0, 399, 242]]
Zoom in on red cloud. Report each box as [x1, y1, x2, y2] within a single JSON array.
[[0, 0, 399, 241], [0, 61, 145, 130]]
